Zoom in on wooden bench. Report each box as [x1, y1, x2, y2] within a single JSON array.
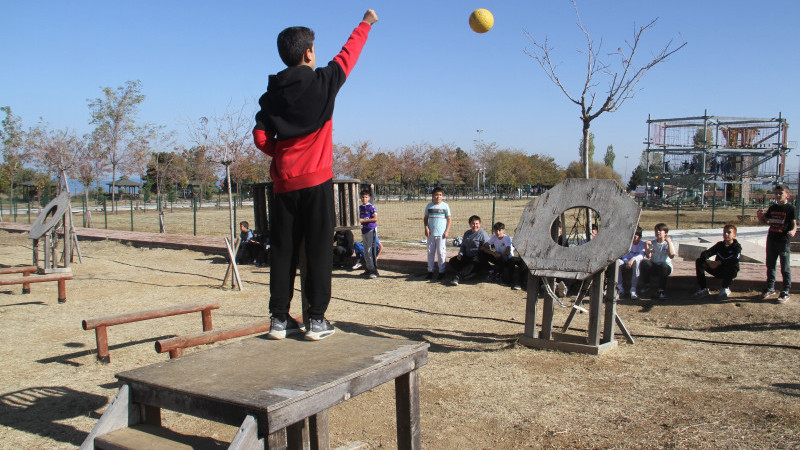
[[82, 300, 220, 363], [0, 269, 72, 303], [155, 316, 304, 359]]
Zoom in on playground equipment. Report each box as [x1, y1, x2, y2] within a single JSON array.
[[82, 300, 220, 363], [515, 178, 640, 355], [0, 266, 72, 303], [643, 112, 792, 208], [81, 333, 428, 449], [28, 192, 81, 273]]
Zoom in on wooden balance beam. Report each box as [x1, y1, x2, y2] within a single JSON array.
[[155, 316, 304, 359], [82, 300, 220, 363], [0, 271, 72, 303]]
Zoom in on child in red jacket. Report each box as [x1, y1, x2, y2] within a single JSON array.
[[253, 9, 378, 341]]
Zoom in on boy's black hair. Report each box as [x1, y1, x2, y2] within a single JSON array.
[[468, 215, 481, 224], [723, 223, 737, 234], [360, 189, 371, 197], [634, 226, 643, 237], [654, 222, 669, 233], [775, 183, 790, 193], [240, 221, 249, 228], [493, 222, 505, 231], [431, 186, 444, 195], [591, 224, 599, 231], [277, 26, 315, 66]]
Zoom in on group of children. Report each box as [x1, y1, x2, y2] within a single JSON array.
[[248, 8, 793, 343], [618, 183, 795, 304]]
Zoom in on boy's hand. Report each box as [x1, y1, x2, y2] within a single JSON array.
[[362, 9, 378, 25]]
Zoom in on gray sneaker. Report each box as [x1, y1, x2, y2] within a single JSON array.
[[450, 275, 460, 286], [305, 318, 336, 341], [267, 316, 305, 340]]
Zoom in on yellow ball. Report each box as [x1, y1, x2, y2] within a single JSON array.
[[469, 8, 494, 34]]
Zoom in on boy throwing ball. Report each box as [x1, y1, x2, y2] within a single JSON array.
[[253, 9, 379, 340]]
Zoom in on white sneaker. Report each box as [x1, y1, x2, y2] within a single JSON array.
[[351, 262, 362, 270], [630, 290, 638, 300], [717, 287, 731, 300]]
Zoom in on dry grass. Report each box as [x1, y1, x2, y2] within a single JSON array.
[[1, 228, 800, 448]]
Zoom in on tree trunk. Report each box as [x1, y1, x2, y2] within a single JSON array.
[[582, 121, 593, 239], [225, 163, 235, 244], [111, 165, 117, 213]]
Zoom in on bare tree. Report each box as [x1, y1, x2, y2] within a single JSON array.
[[188, 104, 253, 242], [27, 122, 86, 194], [144, 126, 178, 213], [1, 106, 28, 203], [75, 134, 108, 225], [524, 0, 686, 179], [87, 80, 147, 212]]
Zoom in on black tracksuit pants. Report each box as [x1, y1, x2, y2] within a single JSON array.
[[268, 180, 334, 321]]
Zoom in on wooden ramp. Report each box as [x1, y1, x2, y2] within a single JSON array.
[[81, 332, 429, 450]]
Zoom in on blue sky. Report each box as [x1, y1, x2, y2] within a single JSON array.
[[2, 1, 799, 181]]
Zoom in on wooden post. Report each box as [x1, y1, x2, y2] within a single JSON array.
[[602, 262, 619, 344], [201, 309, 213, 331], [43, 233, 51, 270], [22, 271, 31, 294], [286, 419, 310, 449], [395, 370, 421, 450], [523, 273, 539, 339], [587, 271, 604, 346], [57, 278, 67, 303], [308, 412, 330, 450], [95, 326, 110, 363], [266, 428, 287, 450], [540, 278, 554, 340], [32, 238, 39, 268]]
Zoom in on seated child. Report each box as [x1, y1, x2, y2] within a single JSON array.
[[352, 236, 382, 270], [235, 221, 267, 266], [617, 227, 646, 299], [448, 215, 490, 286], [639, 222, 676, 300], [333, 229, 355, 267], [480, 222, 514, 283], [693, 224, 742, 300]]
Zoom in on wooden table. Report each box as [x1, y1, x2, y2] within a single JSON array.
[[81, 332, 429, 449]]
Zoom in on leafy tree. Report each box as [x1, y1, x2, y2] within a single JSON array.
[[87, 80, 147, 211], [1, 106, 28, 200], [604, 144, 615, 168], [627, 164, 648, 191], [565, 160, 622, 184]]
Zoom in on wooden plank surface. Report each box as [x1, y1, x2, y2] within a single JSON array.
[[117, 332, 428, 435]]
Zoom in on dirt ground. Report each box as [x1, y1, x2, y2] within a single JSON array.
[[1, 229, 800, 449]]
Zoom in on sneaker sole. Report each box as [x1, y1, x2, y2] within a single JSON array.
[[305, 328, 335, 341], [267, 327, 303, 340]]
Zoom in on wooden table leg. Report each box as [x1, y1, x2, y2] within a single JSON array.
[[287, 419, 310, 449], [395, 370, 421, 450], [266, 428, 287, 450], [309, 411, 330, 450]]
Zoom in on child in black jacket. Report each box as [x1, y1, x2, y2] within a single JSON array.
[[693, 224, 742, 300]]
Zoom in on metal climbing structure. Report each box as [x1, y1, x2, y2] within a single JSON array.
[[643, 111, 792, 206]]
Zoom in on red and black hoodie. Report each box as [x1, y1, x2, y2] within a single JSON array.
[[253, 21, 372, 194]]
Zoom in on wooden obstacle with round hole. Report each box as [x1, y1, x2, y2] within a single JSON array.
[[82, 300, 220, 363], [514, 179, 640, 355]]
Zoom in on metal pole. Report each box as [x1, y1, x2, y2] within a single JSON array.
[[130, 197, 134, 232], [83, 195, 87, 227], [27, 200, 31, 224], [491, 192, 496, 227], [675, 196, 680, 230], [711, 184, 717, 229]]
